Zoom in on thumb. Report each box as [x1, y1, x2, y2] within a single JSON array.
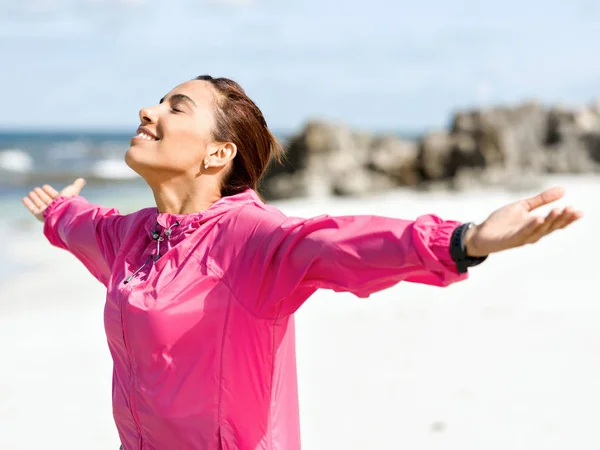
[[522, 186, 565, 211], [61, 178, 86, 196]]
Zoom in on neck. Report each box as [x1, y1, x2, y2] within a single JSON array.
[[149, 175, 222, 215]]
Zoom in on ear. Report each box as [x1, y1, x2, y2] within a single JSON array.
[[204, 142, 237, 169]]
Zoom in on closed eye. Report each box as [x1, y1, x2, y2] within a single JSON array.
[[159, 93, 197, 113]]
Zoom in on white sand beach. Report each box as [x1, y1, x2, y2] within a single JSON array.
[[1, 176, 598, 450]]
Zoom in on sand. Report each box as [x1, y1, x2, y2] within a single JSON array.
[[1, 175, 598, 450]]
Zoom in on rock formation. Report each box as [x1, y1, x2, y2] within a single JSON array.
[[261, 99, 600, 199]]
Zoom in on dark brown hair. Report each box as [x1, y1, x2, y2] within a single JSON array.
[[195, 75, 284, 197]]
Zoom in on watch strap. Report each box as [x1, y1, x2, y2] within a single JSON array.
[[450, 223, 488, 274]]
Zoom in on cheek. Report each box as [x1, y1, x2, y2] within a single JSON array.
[[159, 128, 207, 169]]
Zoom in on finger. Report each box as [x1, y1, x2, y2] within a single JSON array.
[[531, 207, 584, 242], [557, 210, 584, 230], [34, 187, 53, 205], [548, 207, 575, 232], [62, 178, 86, 196], [72, 177, 86, 191], [22, 196, 39, 215], [42, 184, 59, 198], [518, 215, 545, 237], [523, 186, 565, 212], [525, 208, 563, 243], [542, 207, 564, 231], [28, 190, 46, 210]]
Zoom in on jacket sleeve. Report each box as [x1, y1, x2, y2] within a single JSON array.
[[43, 196, 123, 286], [224, 205, 468, 317]]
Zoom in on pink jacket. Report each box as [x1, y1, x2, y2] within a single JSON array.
[[43, 189, 467, 450]]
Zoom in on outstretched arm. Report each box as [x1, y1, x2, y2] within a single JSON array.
[[225, 186, 582, 318], [224, 206, 467, 318], [22, 179, 124, 286]]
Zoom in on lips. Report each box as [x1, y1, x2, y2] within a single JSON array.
[[134, 126, 159, 141]]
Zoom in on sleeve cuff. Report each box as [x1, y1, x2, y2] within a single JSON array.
[[42, 196, 87, 249], [425, 218, 463, 271], [43, 196, 83, 221]]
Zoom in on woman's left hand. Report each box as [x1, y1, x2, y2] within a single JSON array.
[[464, 186, 583, 257]]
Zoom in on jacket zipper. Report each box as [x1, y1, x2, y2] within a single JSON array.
[[119, 283, 145, 449], [119, 221, 180, 449], [121, 253, 154, 448]]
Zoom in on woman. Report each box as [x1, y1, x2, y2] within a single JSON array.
[[22, 75, 581, 450]]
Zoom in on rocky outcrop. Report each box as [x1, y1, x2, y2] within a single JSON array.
[[261, 99, 600, 199]]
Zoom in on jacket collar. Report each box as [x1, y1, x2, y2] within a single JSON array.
[[143, 189, 262, 238]]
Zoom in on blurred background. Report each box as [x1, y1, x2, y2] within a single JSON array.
[[2, 0, 600, 215], [1, 1, 599, 449]]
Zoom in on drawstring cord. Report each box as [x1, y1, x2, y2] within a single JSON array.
[[152, 233, 164, 262], [123, 221, 180, 284], [123, 256, 153, 285]]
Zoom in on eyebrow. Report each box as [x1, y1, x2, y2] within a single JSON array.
[[159, 93, 197, 108]]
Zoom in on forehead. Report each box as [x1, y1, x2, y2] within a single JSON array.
[[166, 80, 218, 107]]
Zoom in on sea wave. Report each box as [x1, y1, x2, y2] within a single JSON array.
[[0, 136, 142, 186], [90, 159, 138, 180], [0, 149, 34, 172]]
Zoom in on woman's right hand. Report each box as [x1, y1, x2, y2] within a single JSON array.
[[22, 178, 87, 222]]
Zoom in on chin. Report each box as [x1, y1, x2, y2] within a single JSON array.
[[124, 146, 146, 175], [124, 148, 171, 184]]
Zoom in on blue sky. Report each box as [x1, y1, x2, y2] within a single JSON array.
[[1, 0, 599, 132]]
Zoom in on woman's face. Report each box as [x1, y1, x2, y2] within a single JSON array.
[[125, 80, 219, 180]]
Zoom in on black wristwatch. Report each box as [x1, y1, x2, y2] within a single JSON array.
[[450, 223, 488, 274]]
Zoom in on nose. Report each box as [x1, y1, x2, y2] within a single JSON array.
[[139, 106, 157, 124]]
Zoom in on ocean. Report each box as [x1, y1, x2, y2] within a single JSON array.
[[0, 128, 424, 224], [0, 131, 151, 223], [0, 130, 301, 224], [0, 130, 153, 281]]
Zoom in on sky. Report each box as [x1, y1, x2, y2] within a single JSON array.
[[1, 0, 599, 133]]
